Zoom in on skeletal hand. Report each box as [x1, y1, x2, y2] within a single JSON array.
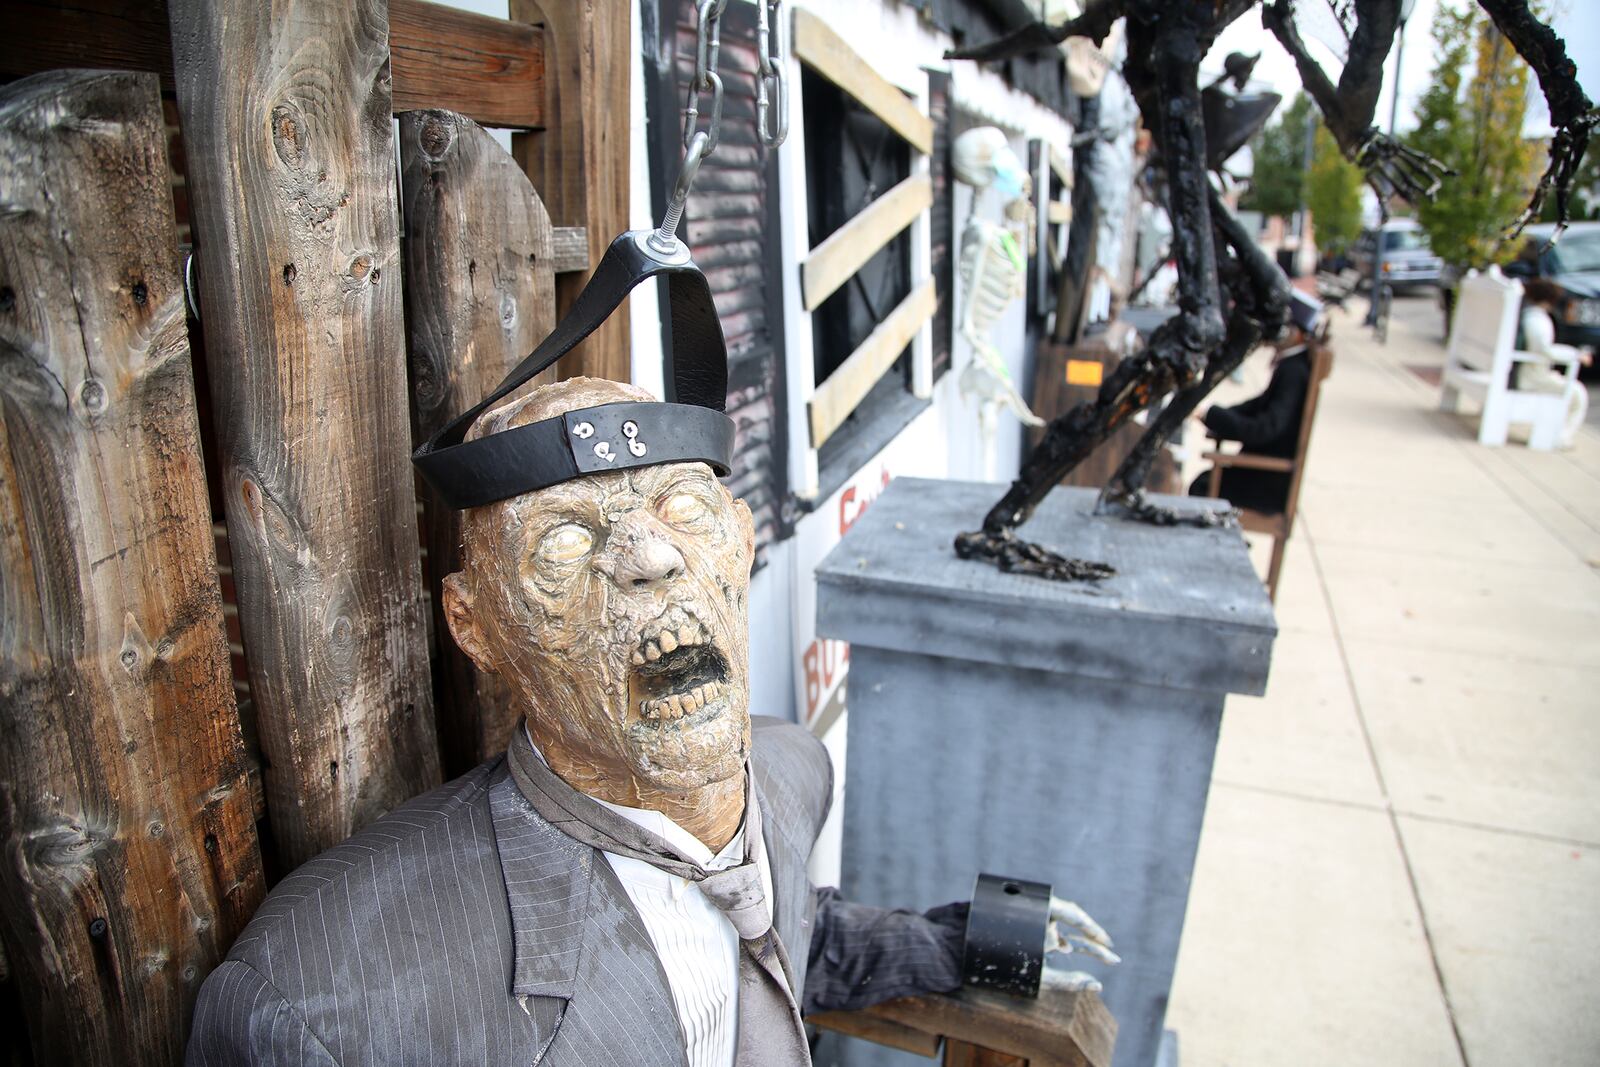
[[1355, 130, 1453, 205], [1041, 895, 1118, 994], [1510, 107, 1599, 239]]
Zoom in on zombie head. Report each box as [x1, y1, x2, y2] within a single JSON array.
[[441, 377, 756, 798]]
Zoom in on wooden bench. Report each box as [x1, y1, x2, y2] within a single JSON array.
[[1438, 265, 1580, 450], [1199, 342, 1334, 600], [810, 984, 1117, 1067]]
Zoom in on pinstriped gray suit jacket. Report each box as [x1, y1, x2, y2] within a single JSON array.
[[187, 717, 962, 1066]]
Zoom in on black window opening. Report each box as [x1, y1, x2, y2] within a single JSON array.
[[802, 65, 924, 485]]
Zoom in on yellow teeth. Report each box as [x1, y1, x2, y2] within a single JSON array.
[[638, 681, 729, 721], [658, 630, 679, 653]]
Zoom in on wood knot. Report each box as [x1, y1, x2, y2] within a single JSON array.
[[271, 104, 306, 169], [419, 115, 454, 160], [78, 378, 108, 416], [283, 263, 297, 286], [130, 281, 148, 307]]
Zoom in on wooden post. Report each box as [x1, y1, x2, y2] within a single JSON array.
[[169, 0, 441, 868], [0, 70, 265, 1064], [511, 0, 633, 384], [399, 109, 556, 774]]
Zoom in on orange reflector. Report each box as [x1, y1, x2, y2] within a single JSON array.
[[1065, 360, 1103, 387]]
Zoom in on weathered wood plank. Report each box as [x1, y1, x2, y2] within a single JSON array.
[[806, 1009, 942, 1057], [169, 0, 441, 867], [810, 985, 1115, 1067], [792, 7, 932, 154], [869, 986, 1116, 1067], [802, 173, 932, 312], [0, 69, 265, 1065], [511, 0, 632, 383], [1, 0, 546, 130], [550, 226, 591, 274], [808, 277, 936, 447], [400, 108, 556, 775], [942, 1042, 1026, 1067], [389, 0, 544, 128]]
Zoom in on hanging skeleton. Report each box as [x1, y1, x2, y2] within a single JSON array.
[[946, 0, 1594, 580], [953, 128, 1046, 477]]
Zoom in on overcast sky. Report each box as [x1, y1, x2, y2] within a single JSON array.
[[1205, 0, 1599, 138]]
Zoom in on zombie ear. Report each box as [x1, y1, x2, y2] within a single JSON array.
[[732, 496, 755, 563], [442, 573, 499, 675]]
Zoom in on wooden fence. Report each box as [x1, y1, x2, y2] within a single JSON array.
[[0, 1, 627, 1061]]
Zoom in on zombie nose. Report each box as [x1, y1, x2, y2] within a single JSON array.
[[614, 536, 685, 590]]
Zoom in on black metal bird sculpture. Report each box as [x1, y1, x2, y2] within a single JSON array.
[[946, 0, 1594, 580]]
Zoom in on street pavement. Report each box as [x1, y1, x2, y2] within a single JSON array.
[[1165, 290, 1600, 1067]]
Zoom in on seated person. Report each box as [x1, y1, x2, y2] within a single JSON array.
[[1517, 277, 1591, 449], [187, 376, 1113, 1067], [1189, 290, 1324, 514]]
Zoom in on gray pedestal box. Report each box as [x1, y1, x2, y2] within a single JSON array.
[[814, 479, 1276, 1067]]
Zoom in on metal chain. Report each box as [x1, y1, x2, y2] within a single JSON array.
[[684, 0, 727, 155], [756, 0, 788, 148], [650, 0, 788, 255]]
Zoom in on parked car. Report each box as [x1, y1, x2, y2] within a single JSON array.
[[1439, 222, 1600, 362], [1350, 218, 1444, 291]]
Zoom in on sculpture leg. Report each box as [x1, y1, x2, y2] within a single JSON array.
[[1097, 188, 1292, 527], [967, 12, 1223, 543]]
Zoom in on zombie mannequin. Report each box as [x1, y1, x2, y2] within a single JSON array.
[[188, 376, 1116, 1067], [953, 126, 1046, 478]]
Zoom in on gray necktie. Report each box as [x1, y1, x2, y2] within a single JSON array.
[[506, 723, 811, 1066]]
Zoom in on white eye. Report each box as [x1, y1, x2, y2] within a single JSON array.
[[537, 524, 594, 563], [659, 492, 708, 528]]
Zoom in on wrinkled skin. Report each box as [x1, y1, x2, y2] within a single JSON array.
[[443, 378, 755, 849]]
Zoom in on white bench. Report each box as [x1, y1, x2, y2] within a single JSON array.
[[1438, 265, 1580, 450]]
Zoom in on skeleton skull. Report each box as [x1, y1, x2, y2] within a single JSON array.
[[442, 377, 756, 801]]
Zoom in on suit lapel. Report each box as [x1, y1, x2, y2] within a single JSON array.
[[491, 768, 686, 1066]]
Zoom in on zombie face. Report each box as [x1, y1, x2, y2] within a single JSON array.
[[442, 378, 755, 797]]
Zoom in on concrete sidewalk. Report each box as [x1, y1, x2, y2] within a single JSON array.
[[1165, 293, 1600, 1067]]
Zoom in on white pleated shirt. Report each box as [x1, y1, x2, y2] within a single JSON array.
[[523, 728, 774, 1067]]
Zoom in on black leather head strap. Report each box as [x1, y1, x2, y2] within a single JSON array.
[[413, 231, 735, 510]]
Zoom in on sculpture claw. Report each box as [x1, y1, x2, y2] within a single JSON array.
[[953, 528, 1116, 583], [1508, 106, 1599, 242], [1095, 488, 1239, 529], [1355, 130, 1453, 206]]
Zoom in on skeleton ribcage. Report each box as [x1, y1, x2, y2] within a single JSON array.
[[958, 220, 1026, 335]]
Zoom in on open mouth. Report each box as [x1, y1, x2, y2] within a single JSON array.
[[631, 624, 731, 723]]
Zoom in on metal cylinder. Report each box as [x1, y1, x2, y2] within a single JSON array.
[[961, 872, 1052, 997]]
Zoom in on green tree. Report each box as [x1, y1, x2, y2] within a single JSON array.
[[1406, 3, 1543, 269], [1242, 92, 1312, 218], [1305, 122, 1364, 253]]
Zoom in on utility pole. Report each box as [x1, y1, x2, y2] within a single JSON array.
[[1388, 0, 1420, 136]]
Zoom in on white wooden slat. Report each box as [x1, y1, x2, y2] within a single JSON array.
[[801, 173, 931, 311], [792, 7, 933, 155], [808, 277, 937, 447]]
